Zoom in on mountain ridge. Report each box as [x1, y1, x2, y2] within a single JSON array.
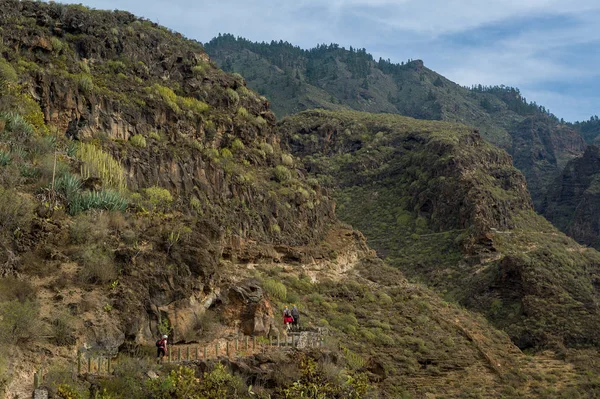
[[205, 34, 587, 209]]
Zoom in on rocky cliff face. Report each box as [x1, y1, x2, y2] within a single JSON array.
[[542, 145, 600, 248], [0, 0, 337, 246], [0, 0, 341, 359], [280, 110, 600, 349], [511, 116, 586, 209]]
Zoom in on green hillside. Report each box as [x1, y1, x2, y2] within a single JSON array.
[[0, 1, 599, 398], [280, 110, 600, 350], [205, 34, 586, 208]]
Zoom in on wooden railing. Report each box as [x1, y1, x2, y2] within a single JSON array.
[[33, 329, 327, 389]]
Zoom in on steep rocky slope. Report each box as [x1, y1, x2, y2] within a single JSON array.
[[542, 145, 600, 249], [280, 110, 600, 350], [205, 35, 586, 208], [0, 1, 599, 398]]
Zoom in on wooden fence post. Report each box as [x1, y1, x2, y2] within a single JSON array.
[[253, 336, 256, 350], [98, 358, 102, 375], [187, 347, 190, 361], [216, 343, 219, 357], [178, 348, 181, 362], [292, 335, 296, 347], [33, 369, 40, 389], [107, 357, 111, 374], [169, 349, 172, 363], [77, 352, 82, 375], [88, 357, 91, 374], [277, 335, 280, 347], [245, 336, 249, 351]]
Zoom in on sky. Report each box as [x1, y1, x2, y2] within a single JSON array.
[[56, 0, 600, 122]]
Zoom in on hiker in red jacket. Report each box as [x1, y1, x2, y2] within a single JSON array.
[[156, 334, 168, 362], [283, 306, 294, 330]]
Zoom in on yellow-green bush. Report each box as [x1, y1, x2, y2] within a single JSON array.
[[130, 134, 147, 148], [237, 106, 248, 117], [50, 37, 65, 52], [149, 84, 180, 113], [0, 59, 17, 83], [281, 154, 294, 167], [226, 88, 239, 104], [77, 143, 127, 191], [179, 96, 209, 115], [263, 279, 287, 301], [231, 138, 245, 152], [260, 142, 274, 156], [273, 165, 292, 183], [77, 74, 94, 93], [145, 365, 247, 399], [142, 186, 173, 212], [191, 63, 207, 76], [148, 84, 209, 115], [255, 115, 267, 126]]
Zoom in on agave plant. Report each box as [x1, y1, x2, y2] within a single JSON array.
[[0, 112, 34, 140], [0, 150, 11, 166], [54, 173, 82, 206]]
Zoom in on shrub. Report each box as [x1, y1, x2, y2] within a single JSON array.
[[344, 348, 367, 370], [237, 106, 248, 118], [69, 212, 109, 244], [231, 138, 245, 152], [281, 153, 294, 167], [143, 186, 173, 212], [130, 134, 147, 148], [0, 59, 17, 83], [273, 165, 292, 183], [149, 131, 161, 141], [226, 88, 239, 105], [179, 96, 209, 115], [259, 142, 274, 156], [145, 365, 247, 399], [50, 37, 64, 52], [51, 313, 76, 346], [77, 247, 117, 284], [263, 279, 287, 301], [220, 148, 233, 159], [192, 64, 206, 76], [0, 300, 40, 344], [107, 60, 126, 74], [148, 84, 180, 113], [77, 75, 94, 93], [77, 143, 127, 191], [0, 278, 36, 303], [0, 187, 34, 233], [255, 115, 267, 126]]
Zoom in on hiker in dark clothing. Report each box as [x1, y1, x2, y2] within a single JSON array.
[[156, 334, 168, 362], [291, 304, 300, 329]]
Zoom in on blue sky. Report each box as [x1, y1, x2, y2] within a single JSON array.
[[57, 0, 600, 122]]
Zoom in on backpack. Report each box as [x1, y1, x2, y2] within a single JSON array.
[[284, 309, 291, 317], [156, 339, 162, 347]]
